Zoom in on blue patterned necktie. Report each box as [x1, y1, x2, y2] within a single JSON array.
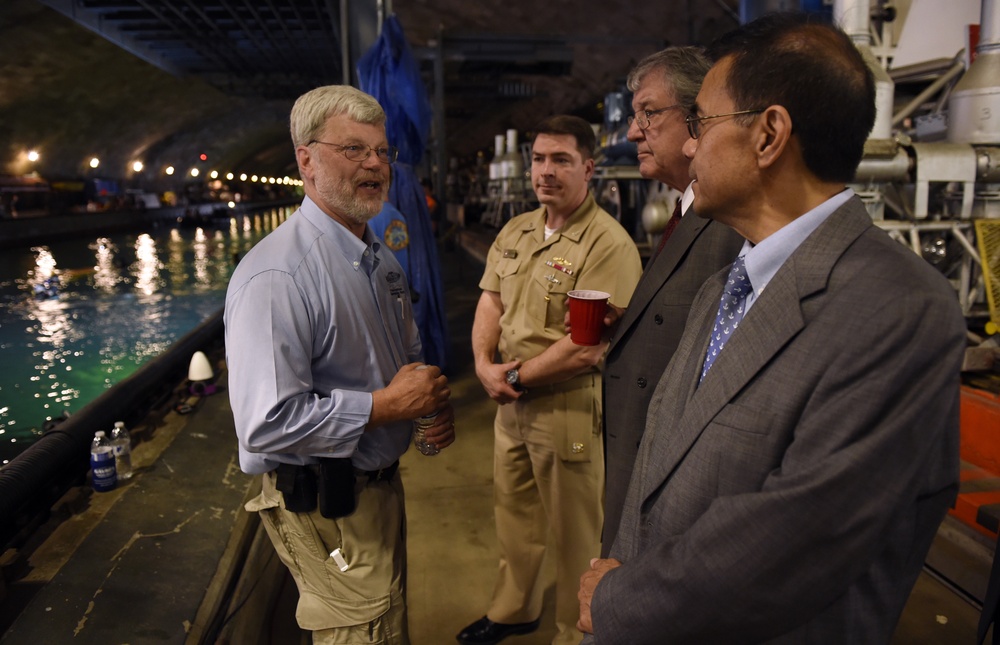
[[700, 256, 751, 382]]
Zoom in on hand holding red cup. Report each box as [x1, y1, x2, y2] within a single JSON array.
[[567, 290, 610, 345]]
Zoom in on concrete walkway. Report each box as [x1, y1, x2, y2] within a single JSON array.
[[0, 369, 254, 643]]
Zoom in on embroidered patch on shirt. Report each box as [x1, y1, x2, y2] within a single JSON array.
[[383, 219, 409, 251]]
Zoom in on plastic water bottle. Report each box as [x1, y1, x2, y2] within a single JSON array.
[[90, 431, 117, 492], [411, 364, 441, 456], [413, 412, 441, 456], [110, 421, 133, 480]]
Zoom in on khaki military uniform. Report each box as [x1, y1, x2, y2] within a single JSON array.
[[479, 193, 642, 644]]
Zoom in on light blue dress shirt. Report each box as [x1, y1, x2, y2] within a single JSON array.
[[740, 188, 854, 314], [224, 195, 422, 474]]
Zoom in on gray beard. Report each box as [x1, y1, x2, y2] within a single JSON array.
[[315, 175, 386, 225]]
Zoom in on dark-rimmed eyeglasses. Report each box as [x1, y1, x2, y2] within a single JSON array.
[[627, 104, 684, 130], [308, 140, 398, 164], [685, 109, 765, 140]]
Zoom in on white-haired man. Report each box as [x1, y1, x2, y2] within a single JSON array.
[[225, 85, 454, 644]]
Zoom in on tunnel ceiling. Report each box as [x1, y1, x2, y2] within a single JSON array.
[[0, 0, 740, 190]]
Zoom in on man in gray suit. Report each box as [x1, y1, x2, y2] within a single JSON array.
[[601, 47, 744, 556], [578, 13, 966, 644]]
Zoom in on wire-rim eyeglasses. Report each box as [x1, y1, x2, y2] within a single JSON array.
[[308, 140, 399, 164], [626, 104, 685, 130], [684, 109, 765, 139]]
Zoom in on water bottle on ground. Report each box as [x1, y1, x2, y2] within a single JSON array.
[[413, 412, 441, 456], [110, 420, 133, 480], [90, 431, 117, 492]]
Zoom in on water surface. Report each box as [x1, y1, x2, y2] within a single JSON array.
[[0, 207, 291, 464]]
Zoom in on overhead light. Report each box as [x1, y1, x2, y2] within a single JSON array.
[[226, 172, 234, 180], [210, 170, 218, 179], [165, 166, 175, 176], [89, 157, 100, 169], [190, 168, 200, 177], [132, 161, 144, 172], [239, 173, 247, 181], [27, 150, 40, 162], [251, 175, 258, 182]]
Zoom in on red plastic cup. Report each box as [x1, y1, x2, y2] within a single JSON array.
[[567, 290, 610, 346]]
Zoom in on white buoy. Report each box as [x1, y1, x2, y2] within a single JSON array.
[[188, 351, 214, 382]]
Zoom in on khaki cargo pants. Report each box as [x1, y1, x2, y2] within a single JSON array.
[[247, 469, 408, 644]]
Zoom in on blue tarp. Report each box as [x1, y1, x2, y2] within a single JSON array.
[[358, 15, 450, 374]]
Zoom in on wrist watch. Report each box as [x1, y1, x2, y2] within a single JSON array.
[[506, 368, 527, 393]]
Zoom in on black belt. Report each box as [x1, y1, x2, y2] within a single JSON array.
[[355, 460, 398, 482]]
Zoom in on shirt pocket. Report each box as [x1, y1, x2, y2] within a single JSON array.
[[495, 257, 522, 310]]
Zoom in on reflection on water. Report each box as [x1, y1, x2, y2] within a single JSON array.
[[92, 237, 124, 293], [134, 234, 163, 295], [0, 207, 293, 465]]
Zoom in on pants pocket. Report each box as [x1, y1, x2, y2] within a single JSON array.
[[256, 475, 406, 633], [554, 381, 599, 463], [311, 588, 408, 644]]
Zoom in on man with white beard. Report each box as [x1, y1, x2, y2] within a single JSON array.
[[225, 85, 454, 645]]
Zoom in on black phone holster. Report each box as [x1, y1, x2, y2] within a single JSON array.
[[274, 460, 357, 519], [319, 458, 358, 518], [274, 463, 317, 513]]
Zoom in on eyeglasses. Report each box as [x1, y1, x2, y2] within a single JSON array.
[[308, 140, 398, 164], [627, 104, 684, 130], [685, 109, 765, 139]]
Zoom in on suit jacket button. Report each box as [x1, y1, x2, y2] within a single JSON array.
[[637, 377, 647, 388], [654, 314, 663, 325]]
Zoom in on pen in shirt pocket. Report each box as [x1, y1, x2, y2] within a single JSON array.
[[397, 295, 404, 319]]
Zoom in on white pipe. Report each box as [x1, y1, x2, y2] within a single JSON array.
[[981, 0, 1000, 51], [834, 0, 872, 45], [948, 0, 1000, 144], [834, 0, 893, 138]]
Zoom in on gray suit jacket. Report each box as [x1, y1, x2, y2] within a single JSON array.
[[591, 196, 965, 644], [602, 212, 743, 556]]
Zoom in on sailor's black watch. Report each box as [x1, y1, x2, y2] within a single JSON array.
[[506, 368, 527, 393]]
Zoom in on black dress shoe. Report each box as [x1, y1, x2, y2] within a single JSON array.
[[456, 616, 541, 644]]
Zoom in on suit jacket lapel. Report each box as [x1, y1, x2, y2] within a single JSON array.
[[638, 197, 874, 502], [610, 213, 709, 354]]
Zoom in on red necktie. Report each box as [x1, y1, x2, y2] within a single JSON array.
[[652, 199, 683, 260]]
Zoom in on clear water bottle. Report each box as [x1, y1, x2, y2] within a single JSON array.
[[110, 420, 133, 480], [413, 412, 441, 456], [90, 431, 117, 492], [411, 364, 441, 456]]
